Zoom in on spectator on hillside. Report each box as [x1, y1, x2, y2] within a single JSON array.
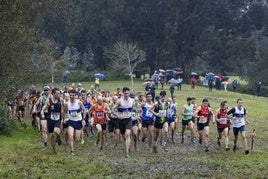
[[169, 84, 175, 98], [232, 79, 238, 92], [177, 77, 183, 91], [256, 82, 261, 96]]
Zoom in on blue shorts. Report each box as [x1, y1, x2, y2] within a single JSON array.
[[233, 125, 246, 136], [68, 120, 83, 130]]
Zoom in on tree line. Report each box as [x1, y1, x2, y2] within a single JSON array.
[[1, 0, 268, 100]]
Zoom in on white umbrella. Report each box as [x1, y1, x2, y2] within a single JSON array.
[[168, 78, 179, 85], [143, 81, 151, 87], [159, 69, 165, 73]]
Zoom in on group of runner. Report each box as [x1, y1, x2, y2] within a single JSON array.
[[7, 83, 250, 157]]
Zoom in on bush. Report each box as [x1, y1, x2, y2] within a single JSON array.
[[0, 107, 17, 136], [236, 84, 268, 97]]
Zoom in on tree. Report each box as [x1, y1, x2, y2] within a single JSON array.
[[105, 41, 146, 91]]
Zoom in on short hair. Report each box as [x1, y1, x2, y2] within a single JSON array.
[[52, 88, 59, 94], [81, 90, 87, 93], [146, 92, 152, 96], [202, 98, 208, 103], [68, 89, 76, 94], [192, 97, 196, 100], [160, 91, 166, 96], [187, 97, 192, 102], [220, 101, 227, 107], [122, 87, 130, 93], [237, 98, 243, 103]]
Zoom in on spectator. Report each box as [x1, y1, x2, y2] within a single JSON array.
[[232, 79, 238, 92], [256, 82, 261, 96], [169, 84, 175, 98]]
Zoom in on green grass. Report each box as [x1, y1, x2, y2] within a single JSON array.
[[1, 80, 268, 178]]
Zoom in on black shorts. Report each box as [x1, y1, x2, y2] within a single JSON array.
[[182, 119, 193, 126], [108, 117, 119, 132], [95, 123, 107, 131], [47, 119, 61, 133], [197, 122, 209, 131], [142, 119, 154, 128], [32, 113, 37, 119], [167, 120, 175, 126], [154, 120, 165, 129], [118, 117, 132, 135], [132, 120, 138, 127], [18, 106, 25, 112]]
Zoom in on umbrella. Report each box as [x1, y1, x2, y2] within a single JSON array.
[[191, 72, 198, 76], [143, 81, 151, 87], [94, 73, 105, 79], [159, 74, 165, 77], [174, 67, 182, 71], [168, 78, 179, 85], [159, 69, 165, 73], [214, 75, 220, 78], [206, 72, 215, 80]]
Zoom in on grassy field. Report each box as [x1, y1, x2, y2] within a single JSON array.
[[1, 80, 268, 178]]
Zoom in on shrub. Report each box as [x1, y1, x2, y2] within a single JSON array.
[[0, 107, 17, 136]]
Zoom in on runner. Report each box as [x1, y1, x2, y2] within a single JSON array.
[[215, 101, 231, 150], [131, 95, 140, 151], [32, 86, 51, 150], [108, 95, 120, 149], [112, 87, 134, 158], [140, 92, 155, 149], [16, 90, 27, 128], [63, 92, 70, 145], [30, 90, 41, 131], [166, 97, 177, 144], [227, 99, 250, 154], [64, 90, 86, 155], [90, 95, 110, 150], [81, 90, 92, 144], [150, 91, 169, 153], [181, 97, 195, 143], [194, 98, 214, 152], [41, 87, 65, 154]]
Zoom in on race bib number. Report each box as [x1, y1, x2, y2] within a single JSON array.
[[199, 117, 207, 123], [70, 111, 78, 117], [237, 117, 243, 124], [186, 112, 193, 116], [219, 118, 227, 124], [131, 112, 138, 120], [123, 111, 131, 118], [145, 110, 153, 117], [97, 112, 105, 119], [159, 110, 166, 117], [51, 112, 60, 120]]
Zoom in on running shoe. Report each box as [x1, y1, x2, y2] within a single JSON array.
[[42, 146, 48, 151], [233, 145, 237, 152], [164, 146, 169, 152], [225, 146, 231, 151], [245, 150, 249, 155], [56, 135, 62, 146], [81, 139, 85, 144], [95, 139, 100, 146], [199, 138, 202, 144], [153, 145, 157, 153], [205, 147, 209, 152], [217, 137, 221, 146], [71, 151, 75, 156]]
